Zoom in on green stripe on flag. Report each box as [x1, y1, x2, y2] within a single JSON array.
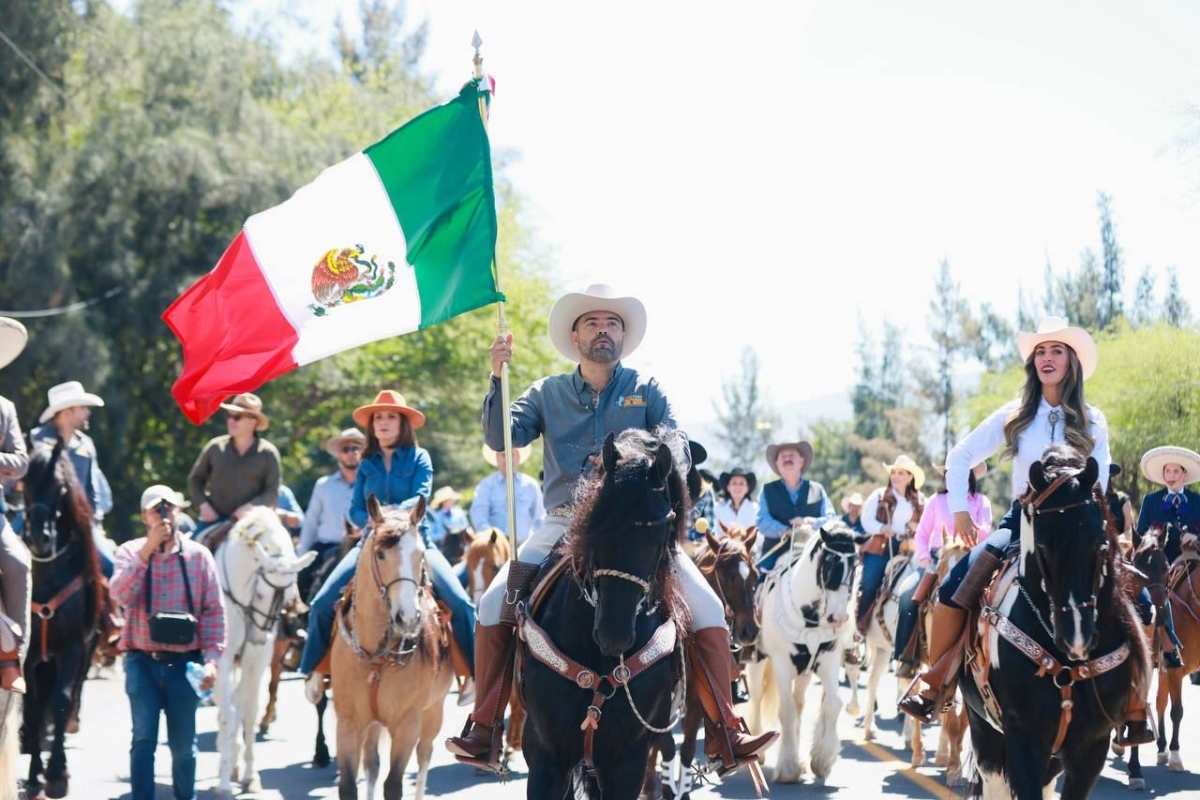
[[365, 82, 503, 327]]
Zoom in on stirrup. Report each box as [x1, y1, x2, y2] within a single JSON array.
[[449, 719, 507, 774]]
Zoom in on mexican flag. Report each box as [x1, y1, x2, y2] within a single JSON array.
[[164, 81, 503, 424]]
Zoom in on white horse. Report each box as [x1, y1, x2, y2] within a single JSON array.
[[747, 523, 858, 784], [213, 507, 315, 798]]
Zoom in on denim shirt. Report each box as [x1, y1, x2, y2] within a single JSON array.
[[349, 446, 433, 532], [482, 362, 680, 512]]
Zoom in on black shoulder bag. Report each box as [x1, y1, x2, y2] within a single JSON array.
[[146, 553, 199, 646]]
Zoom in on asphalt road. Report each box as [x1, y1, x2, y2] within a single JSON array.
[[15, 660, 1200, 798]]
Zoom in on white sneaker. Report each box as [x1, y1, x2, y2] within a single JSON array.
[[304, 672, 327, 705], [456, 678, 475, 707]]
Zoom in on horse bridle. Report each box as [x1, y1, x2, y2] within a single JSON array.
[[703, 539, 756, 627], [362, 524, 430, 662], [25, 445, 71, 564], [1021, 469, 1108, 633], [578, 507, 676, 614], [219, 543, 294, 648]]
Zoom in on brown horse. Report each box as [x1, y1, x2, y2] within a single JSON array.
[[649, 522, 759, 799], [329, 496, 452, 800], [461, 527, 526, 756]]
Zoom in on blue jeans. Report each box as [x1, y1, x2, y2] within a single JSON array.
[[893, 553, 937, 661], [759, 537, 784, 571], [300, 538, 476, 676], [856, 551, 889, 628], [125, 651, 201, 800]]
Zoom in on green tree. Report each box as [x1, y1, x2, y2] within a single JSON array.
[[1163, 266, 1191, 327], [916, 259, 973, 456], [711, 347, 779, 472], [1097, 191, 1124, 329], [1130, 265, 1157, 328]]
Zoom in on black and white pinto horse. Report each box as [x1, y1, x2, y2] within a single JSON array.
[[518, 429, 687, 799], [960, 447, 1148, 800], [746, 522, 858, 784]]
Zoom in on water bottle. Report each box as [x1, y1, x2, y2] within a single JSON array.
[[185, 661, 213, 702]]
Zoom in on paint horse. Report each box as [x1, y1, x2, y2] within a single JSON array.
[[212, 507, 315, 797], [747, 522, 858, 784], [960, 447, 1147, 800], [330, 496, 453, 800]]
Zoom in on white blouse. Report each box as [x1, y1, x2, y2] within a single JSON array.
[[715, 498, 759, 530], [861, 487, 919, 535], [946, 397, 1110, 513]]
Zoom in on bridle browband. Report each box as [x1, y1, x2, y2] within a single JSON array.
[[579, 506, 677, 612]]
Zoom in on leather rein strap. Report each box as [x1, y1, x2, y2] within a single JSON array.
[[31, 575, 85, 663], [979, 603, 1130, 753], [517, 606, 677, 772]]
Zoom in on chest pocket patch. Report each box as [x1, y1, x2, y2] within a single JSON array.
[[619, 395, 646, 408]]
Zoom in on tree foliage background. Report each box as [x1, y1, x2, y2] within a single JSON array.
[[0, 0, 563, 539]]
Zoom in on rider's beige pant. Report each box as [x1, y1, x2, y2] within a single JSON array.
[[0, 521, 31, 661], [477, 514, 726, 630]]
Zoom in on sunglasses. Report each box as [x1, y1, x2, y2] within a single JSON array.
[[341, 445, 363, 454]]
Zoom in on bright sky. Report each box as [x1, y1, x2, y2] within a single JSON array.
[[238, 1, 1200, 427]]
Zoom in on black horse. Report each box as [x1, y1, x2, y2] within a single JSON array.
[[20, 442, 103, 799], [960, 446, 1147, 800], [519, 429, 687, 799]]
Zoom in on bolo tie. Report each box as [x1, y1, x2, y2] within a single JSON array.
[[1047, 409, 1061, 441]]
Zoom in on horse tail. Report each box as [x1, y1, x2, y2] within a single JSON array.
[[0, 691, 21, 800], [757, 656, 780, 732]]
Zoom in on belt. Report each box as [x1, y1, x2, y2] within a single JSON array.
[[547, 507, 573, 518], [131, 649, 200, 662]]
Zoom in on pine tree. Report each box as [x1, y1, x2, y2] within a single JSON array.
[[1163, 266, 1192, 327], [712, 347, 780, 470], [1097, 192, 1124, 329], [1130, 266, 1157, 328]]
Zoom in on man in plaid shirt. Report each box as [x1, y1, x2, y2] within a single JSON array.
[[111, 484, 226, 800]]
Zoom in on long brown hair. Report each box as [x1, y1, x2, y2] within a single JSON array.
[[362, 412, 418, 458], [1002, 348, 1094, 460]]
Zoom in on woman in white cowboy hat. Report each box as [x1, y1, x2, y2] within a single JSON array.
[[0, 317, 30, 692], [449, 284, 778, 773], [1132, 445, 1200, 670], [853, 455, 927, 647], [299, 391, 478, 706], [891, 461, 990, 679], [896, 317, 1152, 739]]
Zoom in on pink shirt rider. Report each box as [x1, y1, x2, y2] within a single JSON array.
[[914, 492, 993, 564]]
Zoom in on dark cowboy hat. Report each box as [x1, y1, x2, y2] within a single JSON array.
[[1109, 462, 1121, 476], [689, 439, 708, 465], [718, 468, 757, 496]]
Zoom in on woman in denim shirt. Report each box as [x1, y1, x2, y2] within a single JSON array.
[[299, 391, 477, 706]]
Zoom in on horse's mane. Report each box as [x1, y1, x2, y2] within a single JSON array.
[[231, 505, 293, 555], [27, 442, 103, 627], [561, 427, 690, 627]]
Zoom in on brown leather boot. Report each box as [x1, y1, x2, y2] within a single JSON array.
[[445, 623, 517, 769], [898, 603, 966, 723], [1117, 657, 1155, 746], [692, 627, 779, 771]]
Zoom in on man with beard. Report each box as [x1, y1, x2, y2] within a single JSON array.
[[447, 284, 777, 774]]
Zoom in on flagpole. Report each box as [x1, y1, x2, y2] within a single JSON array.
[[473, 32, 520, 561]]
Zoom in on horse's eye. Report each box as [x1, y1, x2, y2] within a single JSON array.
[[375, 551, 385, 560]]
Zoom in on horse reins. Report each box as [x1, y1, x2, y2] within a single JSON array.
[[218, 545, 291, 655]]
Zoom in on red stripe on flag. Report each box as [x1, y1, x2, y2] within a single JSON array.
[[163, 231, 299, 424]]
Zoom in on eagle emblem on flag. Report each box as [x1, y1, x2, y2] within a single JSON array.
[[308, 245, 397, 316]]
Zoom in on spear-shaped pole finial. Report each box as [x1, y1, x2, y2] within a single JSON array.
[[472, 31, 484, 80]]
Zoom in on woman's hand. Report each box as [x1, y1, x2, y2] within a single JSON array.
[[489, 333, 513, 378], [954, 511, 978, 547], [880, 525, 895, 540], [918, 557, 932, 570]]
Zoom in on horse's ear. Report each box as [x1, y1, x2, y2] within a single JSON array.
[[719, 520, 732, 537], [1029, 460, 1048, 492], [489, 528, 499, 545], [602, 432, 618, 475], [367, 493, 384, 524], [705, 528, 722, 555], [686, 466, 702, 502], [819, 525, 831, 544], [409, 495, 427, 525], [1083, 457, 1100, 493], [744, 525, 758, 551], [653, 443, 673, 484]]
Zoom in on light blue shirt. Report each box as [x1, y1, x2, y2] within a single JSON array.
[[469, 471, 545, 544], [298, 471, 353, 554]]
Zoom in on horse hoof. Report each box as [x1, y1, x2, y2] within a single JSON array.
[[44, 778, 68, 799], [314, 748, 331, 768], [911, 752, 924, 769], [1157, 752, 1168, 766], [1129, 777, 1146, 791], [1168, 760, 1185, 773], [1111, 742, 1126, 758], [244, 775, 262, 793], [846, 702, 861, 717], [934, 752, 949, 767]]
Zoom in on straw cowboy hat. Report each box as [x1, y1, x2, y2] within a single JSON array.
[[39, 380, 105, 424], [1017, 316, 1098, 380], [218, 392, 270, 431], [1140, 446, 1200, 487], [719, 468, 757, 497], [548, 284, 647, 362], [431, 486, 460, 509], [840, 492, 864, 513], [324, 428, 366, 457], [884, 454, 926, 490], [765, 440, 814, 476], [482, 443, 532, 465], [0, 317, 27, 371], [352, 390, 426, 430]]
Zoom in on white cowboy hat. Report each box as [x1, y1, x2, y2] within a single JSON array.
[[39, 380, 105, 424], [883, 454, 926, 490], [1017, 316, 1098, 380], [219, 392, 270, 431], [1140, 446, 1200, 487], [840, 492, 864, 513], [482, 443, 531, 466], [0, 318, 28, 371], [324, 428, 366, 457], [547, 284, 647, 362], [431, 486, 460, 509]]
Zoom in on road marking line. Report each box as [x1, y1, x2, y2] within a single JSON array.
[[857, 739, 964, 799]]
